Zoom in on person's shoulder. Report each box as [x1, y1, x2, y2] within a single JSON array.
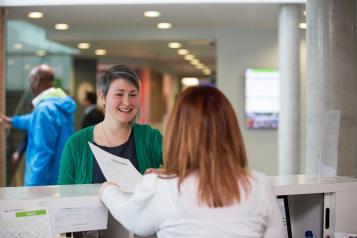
[[133, 123, 162, 136], [139, 173, 176, 194], [248, 170, 272, 188], [136, 173, 160, 194], [67, 126, 94, 143], [133, 123, 156, 131], [36, 96, 73, 109], [34, 99, 52, 110]]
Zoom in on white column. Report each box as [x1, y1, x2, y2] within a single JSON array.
[[305, 0, 357, 176], [278, 4, 301, 175]]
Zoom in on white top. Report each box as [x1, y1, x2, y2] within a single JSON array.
[[101, 170, 284, 238]]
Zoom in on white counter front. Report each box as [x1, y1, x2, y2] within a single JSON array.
[[0, 184, 108, 237], [1, 175, 357, 237]]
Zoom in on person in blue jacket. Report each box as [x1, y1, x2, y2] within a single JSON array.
[[0, 64, 76, 186]]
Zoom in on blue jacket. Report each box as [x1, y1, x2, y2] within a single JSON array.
[[12, 93, 76, 186]]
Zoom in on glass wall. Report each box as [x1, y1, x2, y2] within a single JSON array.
[[5, 19, 77, 186]]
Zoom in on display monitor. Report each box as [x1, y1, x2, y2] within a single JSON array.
[[277, 195, 292, 238], [245, 68, 279, 129]]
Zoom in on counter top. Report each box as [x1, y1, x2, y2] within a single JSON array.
[[1, 175, 357, 199], [271, 174, 357, 195]]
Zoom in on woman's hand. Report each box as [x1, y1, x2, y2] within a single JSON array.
[[144, 168, 157, 175]]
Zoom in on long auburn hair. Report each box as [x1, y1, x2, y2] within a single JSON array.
[[161, 85, 250, 208]]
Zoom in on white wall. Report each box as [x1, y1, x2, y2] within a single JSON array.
[[216, 27, 306, 175], [216, 28, 280, 175]]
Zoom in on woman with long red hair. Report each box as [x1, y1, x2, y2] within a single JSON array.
[[100, 85, 284, 237]]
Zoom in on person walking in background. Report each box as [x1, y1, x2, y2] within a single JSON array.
[[0, 64, 76, 186], [59, 64, 162, 185], [81, 91, 104, 129], [100, 85, 284, 238]]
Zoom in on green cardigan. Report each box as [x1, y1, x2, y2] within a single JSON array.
[[58, 124, 162, 185]]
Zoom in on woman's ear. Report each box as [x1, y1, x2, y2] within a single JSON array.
[[98, 90, 105, 106]]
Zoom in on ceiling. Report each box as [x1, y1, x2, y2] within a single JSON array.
[[5, 3, 305, 77]]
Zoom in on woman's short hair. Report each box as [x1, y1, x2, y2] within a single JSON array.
[[162, 85, 250, 208], [98, 64, 140, 97]]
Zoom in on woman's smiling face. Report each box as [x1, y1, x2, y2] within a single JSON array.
[[101, 78, 140, 124]]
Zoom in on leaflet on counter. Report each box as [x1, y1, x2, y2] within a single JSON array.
[[88, 142, 142, 193], [0, 200, 53, 238]]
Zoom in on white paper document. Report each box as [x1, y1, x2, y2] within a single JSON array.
[[89, 142, 142, 193], [0, 196, 108, 236], [47, 196, 108, 234], [0, 200, 53, 238]]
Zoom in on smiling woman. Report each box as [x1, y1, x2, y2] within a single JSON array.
[[59, 65, 163, 187]]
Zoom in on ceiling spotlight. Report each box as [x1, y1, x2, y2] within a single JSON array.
[[54, 23, 69, 30], [144, 11, 160, 18], [24, 64, 32, 70], [181, 77, 199, 87], [28, 12, 43, 19], [168, 42, 181, 49], [299, 22, 307, 29], [8, 59, 14, 66], [190, 59, 200, 65], [203, 69, 212, 75], [196, 64, 204, 70], [157, 22, 172, 29], [35, 50, 46, 56], [177, 49, 188, 55], [13, 43, 23, 50], [78, 43, 90, 49], [184, 54, 195, 61], [95, 49, 107, 56]]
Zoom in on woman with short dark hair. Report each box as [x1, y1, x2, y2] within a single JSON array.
[[59, 64, 162, 185]]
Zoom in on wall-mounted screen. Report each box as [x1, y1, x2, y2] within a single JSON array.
[[245, 68, 279, 129]]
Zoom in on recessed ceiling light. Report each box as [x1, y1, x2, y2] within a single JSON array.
[[184, 54, 195, 61], [203, 69, 212, 75], [181, 77, 199, 86], [35, 50, 46, 56], [24, 64, 31, 70], [177, 49, 189, 55], [78, 43, 90, 49], [95, 49, 107, 56], [299, 22, 306, 29], [196, 64, 204, 69], [8, 59, 14, 66], [190, 59, 200, 65], [157, 22, 172, 29], [168, 42, 181, 49], [13, 43, 23, 50], [28, 12, 43, 19], [144, 11, 160, 18], [54, 23, 69, 30]]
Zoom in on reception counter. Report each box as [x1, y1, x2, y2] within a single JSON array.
[[1, 175, 357, 237]]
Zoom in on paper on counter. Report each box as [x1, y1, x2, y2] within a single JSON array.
[[1, 196, 108, 236], [0, 200, 53, 238], [88, 142, 142, 193], [46, 196, 108, 234]]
